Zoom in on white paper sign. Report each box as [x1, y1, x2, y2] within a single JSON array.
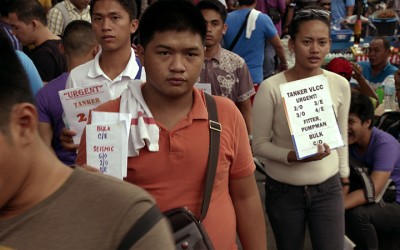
[[86, 123, 124, 179], [88, 112, 132, 178], [195, 83, 212, 95], [280, 75, 344, 159], [59, 83, 111, 144]]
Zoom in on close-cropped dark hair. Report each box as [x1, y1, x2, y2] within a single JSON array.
[[372, 36, 390, 51], [90, 0, 137, 21], [0, 29, 33, 133], [138, 0, 206, 48], [0, 0, 12, 17], [238, 0, 256, 6], [9, 0, 47, 25], [63, 20, 97, 57], [196, 0, 227, 22], [350, 92, 374, 129], [289, 6, 330, 40]]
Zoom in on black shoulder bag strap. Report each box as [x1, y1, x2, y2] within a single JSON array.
[[117, 205, 164, 249], [200, 93, 221, 222], [227, 10, 251, 51], [118, 93, 221, 248]]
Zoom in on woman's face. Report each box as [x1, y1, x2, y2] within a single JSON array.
[[289, 20, 331, 71]]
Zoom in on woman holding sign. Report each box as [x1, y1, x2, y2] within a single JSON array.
[[252, 7, 351, 250]]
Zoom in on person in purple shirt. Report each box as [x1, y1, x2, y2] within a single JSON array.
[[345, 92, 400, 249], [36, 20, 99, 165]]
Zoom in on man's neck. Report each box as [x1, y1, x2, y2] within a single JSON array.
[[371, 61, 388, 76], [205, 44, 219, 59], [99, 46, 132, 81], [33, 27, 61, 47], [0, 144, 72, 220], [237, 3, 256, 10], [355, 129, 372, 155]]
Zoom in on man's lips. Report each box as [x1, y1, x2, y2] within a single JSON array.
[[167, 77, 186, 85]]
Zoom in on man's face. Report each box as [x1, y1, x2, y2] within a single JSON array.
[[348, 113, 371, 145], [91, 0, 137, 53], [70, 0, 90, 11], [368, 39, 390, 67], [138, 30, 205, 99], [200, 9, 226, 49], [8, 13, 35, 46]]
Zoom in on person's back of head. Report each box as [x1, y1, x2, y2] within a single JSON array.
[[63, 20, 98, 58], [350, 92, 375, 129], [138, 0, 206, 49], [9, 0, 47, 26], [90, 0, 137, 21], [0, 29, 33, 133], [196, 0, 227, 22]]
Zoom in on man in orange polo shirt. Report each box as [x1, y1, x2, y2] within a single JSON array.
[[75, 1, 267, 249]]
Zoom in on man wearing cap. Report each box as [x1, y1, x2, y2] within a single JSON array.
[[326, 57, 378, 104]]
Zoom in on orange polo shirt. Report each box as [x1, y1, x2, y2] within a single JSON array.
[[76, 87, 255, 249]]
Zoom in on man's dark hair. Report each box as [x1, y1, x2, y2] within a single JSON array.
[[9, 0, 47, 25], [238, 0, 256, 6], [63, 20, 97, 57], [0, 0, 12, 17], [289, 5, 330, 40], [0, 29, 33, 133], [350, 92, 375, 129], [196, 0, 227, 22], [90, 0, 137, 21], [373, 36, 390, 51], [138, 0, 206, 48]]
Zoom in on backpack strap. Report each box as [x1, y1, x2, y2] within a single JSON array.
[[199, 93, 221, 223], [227, 10, 251, 51], [349, 157, 375, 203], [117, 205, 164, 249]]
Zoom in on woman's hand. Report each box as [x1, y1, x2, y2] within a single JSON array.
[[288, 143, 331, 162]]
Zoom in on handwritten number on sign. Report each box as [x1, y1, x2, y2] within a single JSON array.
[[77, 113, 88, 122]]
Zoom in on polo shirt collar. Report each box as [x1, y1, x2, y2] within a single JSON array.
[[88, 48, 139, 80], [188, 88, 209, 121]]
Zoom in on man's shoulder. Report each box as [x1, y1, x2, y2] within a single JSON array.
[[220, 48, 245, 63], [68, 59, 96, 84], [38, 73, 69, 95]]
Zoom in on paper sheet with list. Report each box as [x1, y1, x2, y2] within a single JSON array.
[[86, 112, 132, 179], [280, 75, 344, 159]]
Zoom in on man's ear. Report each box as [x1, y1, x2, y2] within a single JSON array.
[[137, 44, 145, 66], [222, 23, 228, 35], [11, 103, 38, 147], [130, 19, 139, 34], [288, 38, 294, 53], [31, 20, 40, 30]]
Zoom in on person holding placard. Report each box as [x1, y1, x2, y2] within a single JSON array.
[[76, 1, 267, 249], [252, 7, 351, 249]]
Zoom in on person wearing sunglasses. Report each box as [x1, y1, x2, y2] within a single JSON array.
[[253, 7, 351, 250]]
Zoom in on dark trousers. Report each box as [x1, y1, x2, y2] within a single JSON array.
[[265, 174, 344, 250], [346, 201, 400, 250]]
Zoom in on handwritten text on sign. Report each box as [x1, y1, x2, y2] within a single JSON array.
[[280, 75, 344, 159], [86, 123, 124, 179], [59, 83, 111, 144]]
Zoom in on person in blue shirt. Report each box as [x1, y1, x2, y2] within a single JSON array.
[[330, 0, 354, 23], [16, 50, 43, 96], [357, 37, 398, 85]]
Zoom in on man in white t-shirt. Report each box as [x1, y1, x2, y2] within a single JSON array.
[[61, 0, 142, 151]]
